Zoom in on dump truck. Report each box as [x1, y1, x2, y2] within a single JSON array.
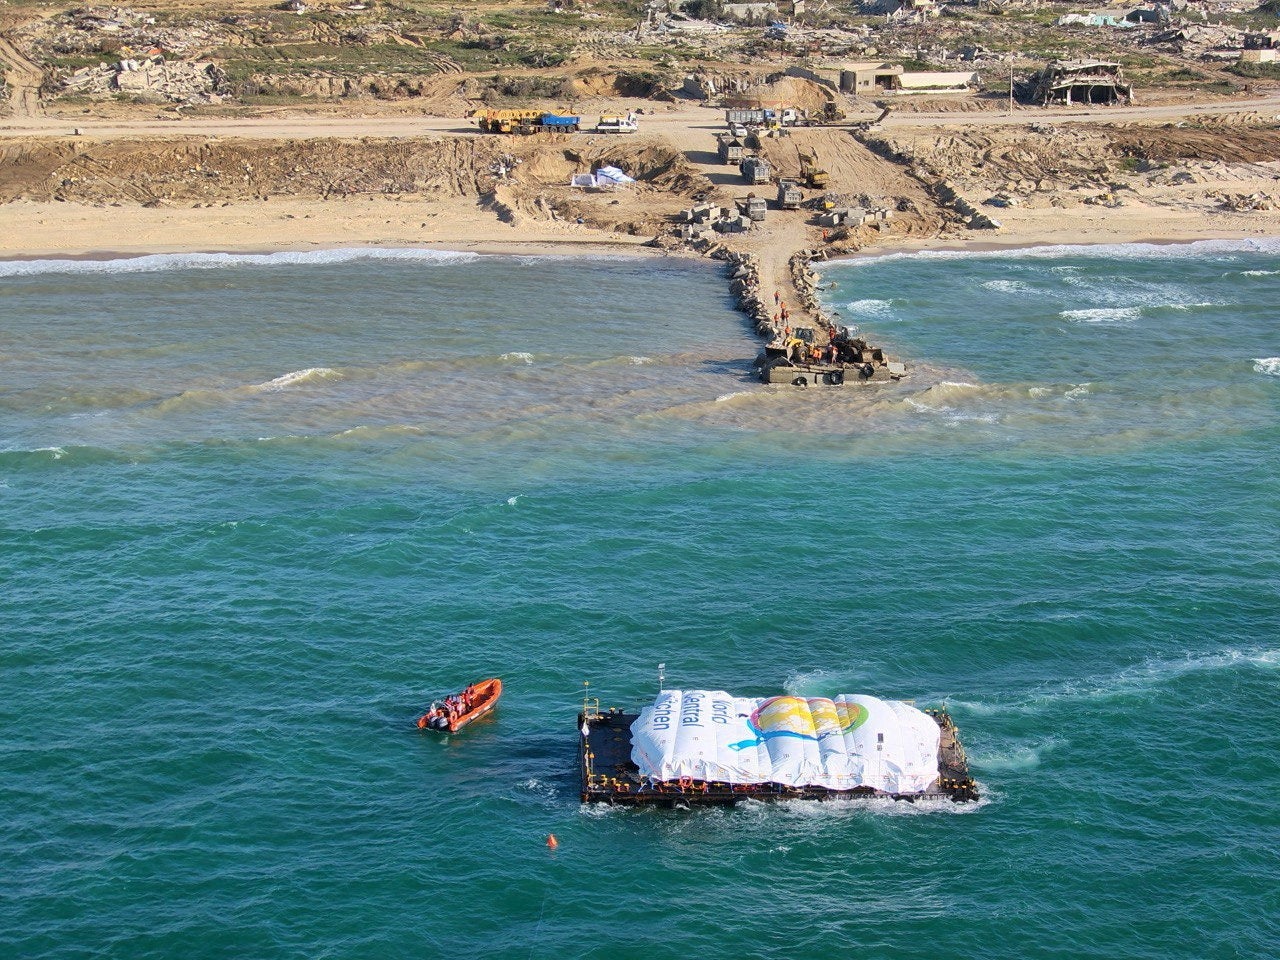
[[740, 155, 772, 185], [740, 195, 767, 222], [717, 134, 745, 164], [726, 108, 769, 126], [725, 107, 806, 127], [776, 179, 803, 210]]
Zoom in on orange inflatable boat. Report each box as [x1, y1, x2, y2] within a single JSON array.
[[417, 678, 502, 732]]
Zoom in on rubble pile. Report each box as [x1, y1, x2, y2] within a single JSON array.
[[59, 57, 228, 104], [43, 8, 232, 59], [1212, 191, 1277, 211]]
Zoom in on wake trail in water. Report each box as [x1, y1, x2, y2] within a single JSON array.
[[950, 646, 1280, 718]]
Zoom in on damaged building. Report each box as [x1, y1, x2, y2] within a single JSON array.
[[1029, 60, 1133, 106]]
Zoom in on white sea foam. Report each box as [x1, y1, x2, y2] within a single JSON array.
[[501, 352, 534, 364], [715, 391, 752, 403], [629, 356, 653, 366], [734, 793, 992, 819], [971, 738, 1063, 773], [506, 495, 521, 506], [37, 446, 67, 460], [902, 382, 1000, 424], [1064, 383, 1091, 400], [1238, 269, 1280, 277], [0, 247, 482, 278], [1060, 307, 1141, 323], [1252, 357, 1280, 377], [1028, 387, 1051, 398], [1161, 301, 1218, 311], [981, 279, 1033, 293], [257, 367, 341, 390], [783, 669, 838, 695], [953, 648, 1280, 717], [843, 298, 896, 318], [824, 237, 1280, 270]]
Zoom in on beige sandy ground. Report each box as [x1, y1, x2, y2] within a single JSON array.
[[1, 183, 1273, 262], [2, 95, 1278, 262], [0, 194, 656, 260]]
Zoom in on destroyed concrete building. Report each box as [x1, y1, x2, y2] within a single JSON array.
[[1029, 60, 1133, 106], [58, 56, 229, 104], [719, 2, 779, 20], [866, 0, 939, 16], [1241, 32, 1280, 63]]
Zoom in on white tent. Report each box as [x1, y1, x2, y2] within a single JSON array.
[[630, 690, 940, 794]]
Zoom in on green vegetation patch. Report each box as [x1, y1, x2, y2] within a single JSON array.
[[1227, 61, 1280, 81]]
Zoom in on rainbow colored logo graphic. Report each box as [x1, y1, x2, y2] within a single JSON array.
[[728, 696, 869, 751]]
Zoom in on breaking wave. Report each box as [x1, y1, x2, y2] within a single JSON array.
[[0, 247, 482, 278], [501, 352, 535, 364], [1253, 357, 1280, 377], [981, 279, 1033, 293], [256, 367, 342, 390], [843, 298, 896, 319], [825, 237, 1280, 270], [1060, 307, 1141, 323]]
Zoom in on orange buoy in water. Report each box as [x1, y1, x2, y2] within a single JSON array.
[[546, 834, 559, 850]]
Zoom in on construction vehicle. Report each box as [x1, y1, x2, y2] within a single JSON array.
[[739, 155, 772, 185], [596, 115, 638, 134], [725, 107, 806, 127], [717, 133, 745, 164], [776, 178, 803, 210], [470, 109, 580, 134], [799, 151, 830, 189], [851, 105, 893, 132], [740, 194, 767, 222], [817, 100, 846, 124]]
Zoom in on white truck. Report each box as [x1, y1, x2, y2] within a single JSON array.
[[596, 115, 638, 134]]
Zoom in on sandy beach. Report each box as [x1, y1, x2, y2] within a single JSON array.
[[2, 174, 1275, 263]]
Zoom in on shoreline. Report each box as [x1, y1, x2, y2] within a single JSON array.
[[3, 229, 1274, 267], [823, 232, 1280, 266]]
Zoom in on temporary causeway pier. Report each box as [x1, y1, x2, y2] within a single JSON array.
[[578, 706, 978, 808]]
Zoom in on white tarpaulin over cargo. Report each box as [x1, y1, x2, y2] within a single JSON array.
[[630, 691, 940, 794]]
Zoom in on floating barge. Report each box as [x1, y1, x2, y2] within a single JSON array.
[[579, 691, 977, 807]]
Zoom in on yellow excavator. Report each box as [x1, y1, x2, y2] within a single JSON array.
[[798, 150, 829, 190]]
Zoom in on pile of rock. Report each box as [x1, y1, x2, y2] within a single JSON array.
[[1213, 191, 1276, 211], [933, 179, 1001, 229], [58, 57, 228, 104]]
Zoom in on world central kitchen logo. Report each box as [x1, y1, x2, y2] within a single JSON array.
[[729, 696, 870, 751]]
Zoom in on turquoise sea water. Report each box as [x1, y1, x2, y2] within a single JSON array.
[[2, 242, 1278, 959]]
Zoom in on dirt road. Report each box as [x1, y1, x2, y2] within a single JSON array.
[[0, 32, 44, 119], [4, 93, 1280, 140]]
